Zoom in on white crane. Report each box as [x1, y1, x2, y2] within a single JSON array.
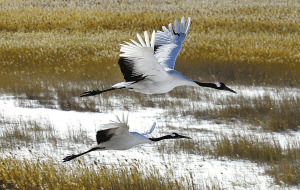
[[81, 16, 236, 97], [63, 115, 191, 162]]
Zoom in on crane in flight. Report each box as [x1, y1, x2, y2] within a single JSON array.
[[81, 16, 236, 97], [63, 115, 191, 162]]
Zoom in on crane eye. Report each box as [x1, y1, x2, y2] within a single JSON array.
[[215, 83, 221, 88]]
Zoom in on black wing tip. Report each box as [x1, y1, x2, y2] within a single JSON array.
[[118, 57, 145, 82], [96, 128, 115, 144], [154, 45, 162, 53]]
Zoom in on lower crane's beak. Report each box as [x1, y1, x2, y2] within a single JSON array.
[[177, 134, 192, 139], [224, 86, 237, 94]]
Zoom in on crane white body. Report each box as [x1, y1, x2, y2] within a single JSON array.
[[114, 16, 193, 94], [63, 115, 191, 162], [114, 70, 196, 94], [99, 132, 152, 150], [81, 16, 236, 97]]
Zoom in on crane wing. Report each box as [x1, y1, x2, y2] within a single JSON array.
[[96, 115, 131, 144], [118, 31, 168, 82], [140, 122, 156, 136], [155, 16, 191, 70], [96, 127, 117, 144]]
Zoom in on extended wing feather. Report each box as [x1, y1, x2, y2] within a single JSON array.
[[180, 16, 185, 33], [155, 16, 191, 70], [140, 122, 156, 136], [174, 18, 179, 33], [137, 33, 147, 47], [96, 115, 131, 144], [118, 30, 168, 82]]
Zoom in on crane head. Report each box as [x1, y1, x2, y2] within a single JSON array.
[[170, 133, 192, 139], [215, 82, 237, 93]]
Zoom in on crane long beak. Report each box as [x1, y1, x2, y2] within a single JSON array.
[[224, 86, 237, 94], [178, 134, 192, 139]]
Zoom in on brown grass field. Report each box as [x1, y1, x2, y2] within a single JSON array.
[[1, 0, 300, 189], [1, 0, 300, 93]]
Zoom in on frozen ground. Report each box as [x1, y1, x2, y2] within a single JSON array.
[[0, 86, 299, 189]]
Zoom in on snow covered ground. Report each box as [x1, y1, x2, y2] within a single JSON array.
[[1, 86, 299, 189]]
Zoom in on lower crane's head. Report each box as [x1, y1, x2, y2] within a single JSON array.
[[168, 133, 192, 139], [213, 82, 237, 93]]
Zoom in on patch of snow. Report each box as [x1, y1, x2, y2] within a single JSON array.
[[1, 86, 299, 189]]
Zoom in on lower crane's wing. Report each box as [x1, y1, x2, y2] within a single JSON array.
[[96, 114, 131, 144], [140, 122, 156, 136]]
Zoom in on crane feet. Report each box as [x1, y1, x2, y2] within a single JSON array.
[[80, 90, 102, 97], [63, 154, 78, 162], [80, 87, 118, 97]]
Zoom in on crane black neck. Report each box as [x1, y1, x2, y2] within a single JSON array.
[[149, 135, 174, 142], [194, 81, 218, 89]]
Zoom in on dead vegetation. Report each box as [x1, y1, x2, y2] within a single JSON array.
[[0, 155, 199, 190], [1, 0, 300, 188]]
